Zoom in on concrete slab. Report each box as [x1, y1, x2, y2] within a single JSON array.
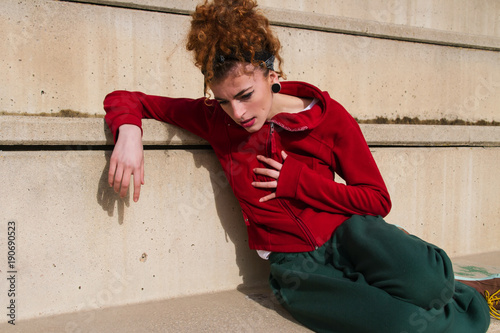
[[0, 287, 311, 333], [2, 1, 499, 122], [1, 119, 499, 320], [377, 147, 500, 257], [490, 320, 500, 333], [0, 149, 269, 320], [1, 254, 498, 332], [69, 0, 500, 39], [1, 116, 500, 147], [1, 146, 499, 320]]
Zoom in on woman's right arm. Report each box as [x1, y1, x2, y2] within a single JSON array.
[[104, 90, 215, 142], [103, 90, 216, 202]]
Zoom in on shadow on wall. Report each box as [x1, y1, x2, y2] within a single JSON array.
[[95, 120, 270, 288], [96, 121, 130, 224], [96, 151, 130, 225], [190, 148, 271, 288]]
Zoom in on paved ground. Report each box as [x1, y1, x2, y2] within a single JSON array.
[[1, 252, 498, 333], [0, 286, 311, 333]]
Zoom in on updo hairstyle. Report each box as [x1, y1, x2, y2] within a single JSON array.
[[186, 0, 285, 93]]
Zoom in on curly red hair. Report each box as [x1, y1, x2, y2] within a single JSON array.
[[186, 0, 285, 93]]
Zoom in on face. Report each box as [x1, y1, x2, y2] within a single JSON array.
[[210, 63, 278, 133]]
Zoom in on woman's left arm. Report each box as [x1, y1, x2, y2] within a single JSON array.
[[252, 114, 392, 217]]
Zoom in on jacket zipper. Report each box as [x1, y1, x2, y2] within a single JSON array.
[[268, 122, 318, 249], [279, 200, 319, 249], [268, 122, 276, 156]]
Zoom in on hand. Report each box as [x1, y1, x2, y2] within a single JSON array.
[[251, 151, 288, 202], [108, 124, 145, 202]]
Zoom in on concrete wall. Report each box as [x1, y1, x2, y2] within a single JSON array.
[[0, 0, 499, 322], [2, 0, 499, 121], [1, 116, 499, 321], [70, 0, 500, 37]]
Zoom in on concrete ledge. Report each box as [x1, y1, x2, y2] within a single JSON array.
[[0, 116, 207, 146], [265, 8, 500, 51], [64, 0, 500, 51], [360, 124, 500, 147], [1, 116, 499, 147]]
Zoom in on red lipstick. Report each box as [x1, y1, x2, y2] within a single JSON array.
[[240, 118, 256, 128]]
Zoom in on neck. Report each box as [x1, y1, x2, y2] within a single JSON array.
[[268, 93, 313, 119]]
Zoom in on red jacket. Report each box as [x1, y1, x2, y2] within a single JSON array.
[[104, 81, 391, 252]]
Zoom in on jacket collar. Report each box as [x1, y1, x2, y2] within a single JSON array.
[[269, 81, 327, 132]]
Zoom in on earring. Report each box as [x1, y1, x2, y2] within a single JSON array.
[[271, 82, 281, 93]]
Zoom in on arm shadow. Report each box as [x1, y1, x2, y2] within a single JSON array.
[[96, 120, 130, 225], [96, 120, 270, 288]]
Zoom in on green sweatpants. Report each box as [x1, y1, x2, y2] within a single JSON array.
[[269, 215, 490, 333]]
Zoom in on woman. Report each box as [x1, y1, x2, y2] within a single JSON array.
[[104, 0, 493, 331]]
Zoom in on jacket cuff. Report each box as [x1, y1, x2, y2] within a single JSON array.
[[276, 156, 304, 199], [108, 114, 143, 143]]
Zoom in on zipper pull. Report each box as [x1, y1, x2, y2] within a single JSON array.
[[269, 123, 277, 155]]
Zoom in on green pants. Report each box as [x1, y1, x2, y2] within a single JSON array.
[[269, 215, 490, 333]]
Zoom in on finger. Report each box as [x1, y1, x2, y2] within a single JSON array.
[[281, 150, 288, 160], [119, 169, 131, 198], [113, 164, 124, 193], [253, 168, 280, 179], [259, 192, 276, 202], [252, 180, 278, 189], [108, 158, 117, 187], [141, 158, 145, 185], [256, 155, 282, 171], [133, 170, 142, 202]]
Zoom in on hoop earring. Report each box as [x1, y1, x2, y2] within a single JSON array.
[[271, 82, 281, 93]]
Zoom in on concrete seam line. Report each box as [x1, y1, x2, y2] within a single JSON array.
[[58, 0, 192, 16], [58, 0, 500, 51], [0, 144, 496, 151], [269, 20, 500, 52], [0, 145, 212, 151], [263, 8, 500, 52]]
